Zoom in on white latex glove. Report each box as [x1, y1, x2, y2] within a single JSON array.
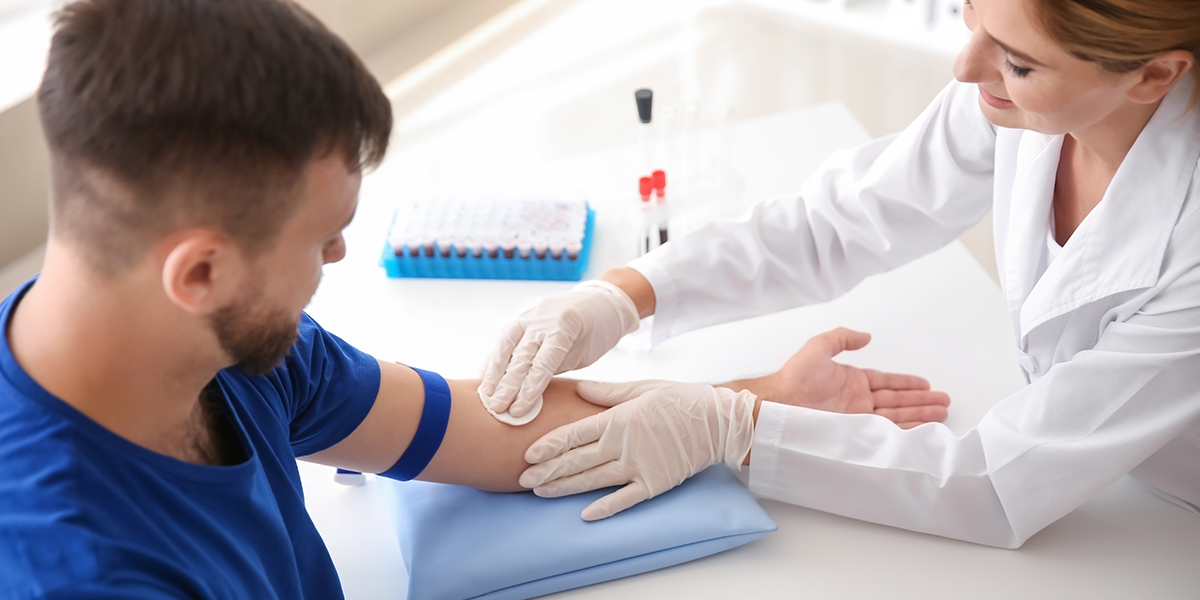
[[519, 380, 757, 521], [478, 281, 640, 423]]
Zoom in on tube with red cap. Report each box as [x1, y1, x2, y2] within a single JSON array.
[[638, 175, 653, 256], [652, 169, 668, 244]]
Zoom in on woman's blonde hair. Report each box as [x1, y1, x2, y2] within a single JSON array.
[[1036, 0, 1200, 107]]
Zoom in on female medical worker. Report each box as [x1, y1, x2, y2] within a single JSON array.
[[480, 0, 1200, 548]]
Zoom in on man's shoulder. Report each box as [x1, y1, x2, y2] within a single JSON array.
[[0, 383, 83, 508], [1, 519, 100, 600], [2, 519, 194, 600], [0, 396, 100, 599]]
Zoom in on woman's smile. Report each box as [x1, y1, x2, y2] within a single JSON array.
[[979, 85, 1016, 109]]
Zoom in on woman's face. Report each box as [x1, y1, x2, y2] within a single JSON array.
[[953, 0, 1142, 135]]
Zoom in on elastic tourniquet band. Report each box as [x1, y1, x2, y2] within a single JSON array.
[[379, 367, 452, 481]]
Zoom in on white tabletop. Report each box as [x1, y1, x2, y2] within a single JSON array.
[[298, 2, 1200, 596], [300, 98, 1200, 600]]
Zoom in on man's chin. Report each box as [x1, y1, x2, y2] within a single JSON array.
[[232, 321, 300, 376], [211, 305, 302, 377]]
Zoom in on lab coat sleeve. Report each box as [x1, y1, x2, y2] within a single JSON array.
[[748, 220, 1200, 548], [628, 80, 997, 345]]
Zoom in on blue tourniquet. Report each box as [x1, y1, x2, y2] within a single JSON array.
[[379, 367, 451, 481]]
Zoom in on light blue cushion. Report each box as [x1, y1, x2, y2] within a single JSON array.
[[383, 465, 777, 600]]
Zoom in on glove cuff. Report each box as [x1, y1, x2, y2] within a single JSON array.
[[575, 280, 641, 336], [718, 389, 758, 470]]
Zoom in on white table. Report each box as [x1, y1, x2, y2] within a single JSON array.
[[299, 2, 1200, 596], [299, 97, 1200, 599]]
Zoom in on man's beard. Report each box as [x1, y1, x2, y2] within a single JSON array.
[[209, 292, 301, 376]]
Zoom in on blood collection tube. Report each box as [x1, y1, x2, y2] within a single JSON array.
[[533, 235, 548, 260], [638, 176, 653, 256], [549, 235, 565, 260], [567, 240, 582, 261], [636, 89, 653, 174], [517, 234, 532, 259], [484, 236, 499, 259], [652, 169, 668, 245], [438, 235, 453, 258], [501, 236, 516, 259], [468, 235, 483, 259], [454, 235, 469, 258], [388, 226, 404, 254]]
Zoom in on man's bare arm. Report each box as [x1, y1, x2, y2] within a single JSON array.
[[301, 360, 603, 492]]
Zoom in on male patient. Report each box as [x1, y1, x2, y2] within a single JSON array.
[[0, 0, 946, 597]]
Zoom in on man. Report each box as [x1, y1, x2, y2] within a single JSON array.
[[0, 0, 947, 597], [0, 1, 613, 596]]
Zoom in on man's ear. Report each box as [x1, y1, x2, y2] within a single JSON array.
[[1127, 49, 1195, 105], [160, 230, 246, 316]]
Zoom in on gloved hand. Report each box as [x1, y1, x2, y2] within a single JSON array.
[[478, 281, 640, 420], [519, 380, 757, 521]]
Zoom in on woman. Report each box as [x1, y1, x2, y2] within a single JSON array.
[[481, 0, 1200, 547]]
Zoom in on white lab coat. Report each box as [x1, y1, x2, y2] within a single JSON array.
[[627, 77, 1200, 548]]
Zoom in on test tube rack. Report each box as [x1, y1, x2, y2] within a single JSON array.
[[380, 201, 595, 281]]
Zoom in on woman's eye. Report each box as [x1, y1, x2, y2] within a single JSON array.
[[1004, 58, 1032, 78]]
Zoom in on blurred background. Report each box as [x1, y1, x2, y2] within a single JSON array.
[[0, 0, 994, 297]]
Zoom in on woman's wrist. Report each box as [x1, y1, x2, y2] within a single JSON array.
[[719, 374, 782, 405], [599, 267, 656, 318]]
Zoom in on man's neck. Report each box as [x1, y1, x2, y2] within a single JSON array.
[[8, 244, 229, 464]]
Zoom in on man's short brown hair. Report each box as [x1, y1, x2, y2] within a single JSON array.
[[38, 0, 392, 274]]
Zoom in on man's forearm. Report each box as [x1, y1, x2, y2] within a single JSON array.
[[416, 378, 605, 492], [300, 360, 606, 492]]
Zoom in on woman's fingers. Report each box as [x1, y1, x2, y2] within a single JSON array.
[[575, 380, 675, 407], [520, 442, 609, 489], [531, 460, 628, 498], [581, 481, 651, 521], [478, 321, 527, 398], [488, 333, 544, 412], [523, 412, 606, 464]]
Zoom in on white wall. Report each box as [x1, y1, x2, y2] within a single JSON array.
[[0, 97, 50, 269], [0, 0, 522, 286], [296, 0, 448, 61]]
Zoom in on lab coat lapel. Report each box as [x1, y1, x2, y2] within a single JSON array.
[[1017, 79, 1200, 338], [1002, 132, 1059, 334]]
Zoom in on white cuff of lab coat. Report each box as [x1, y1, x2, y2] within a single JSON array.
[[626, 255, 679, 348], [746, 401, 788, 501]]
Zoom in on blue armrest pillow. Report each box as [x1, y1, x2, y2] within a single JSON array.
[[382, 465, 777, 600]]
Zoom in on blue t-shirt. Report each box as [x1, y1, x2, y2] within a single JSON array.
[[0, 279, 381, 599]]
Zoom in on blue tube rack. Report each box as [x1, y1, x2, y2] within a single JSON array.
[[380, 208, 595, 281]]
